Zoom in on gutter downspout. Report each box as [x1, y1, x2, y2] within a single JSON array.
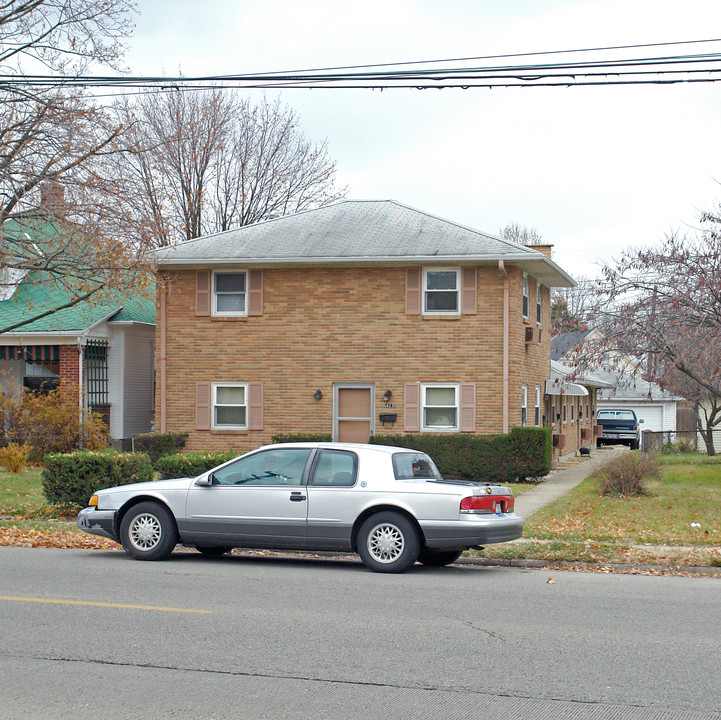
[[159, 283, 167, 433], [498, 260, 510, 433], [77, 337, 85, 448]]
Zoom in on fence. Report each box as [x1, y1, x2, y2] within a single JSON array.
[[642, 430, 721, 455]]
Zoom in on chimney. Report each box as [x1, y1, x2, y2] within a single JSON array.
[[529, 243, 554, 258], [40, 182, 66, 216]]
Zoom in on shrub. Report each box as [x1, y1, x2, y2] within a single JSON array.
[[154, 451, 241, 479], [42, 451, 154, 507], [370, 427, 552, 482], [272, 433, 333, 443], [0, 442, 31, 473], [597, 452, 661, 497], [0, 385, 108, 461], [133, 432, 189, 462]]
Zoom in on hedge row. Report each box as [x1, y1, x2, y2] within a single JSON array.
[[42, 451, 154, 507], [154, 451, 241, 479], [271, 433, 332, 443], [369, 427, 552, 482], [132, 432, 188, 462]]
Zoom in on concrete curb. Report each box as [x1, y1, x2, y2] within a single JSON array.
[[456, 556, 721, 576]]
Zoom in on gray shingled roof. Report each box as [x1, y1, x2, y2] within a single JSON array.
[[155, 200, 575, 288]]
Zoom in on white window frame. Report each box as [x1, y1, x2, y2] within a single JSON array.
[[212, 382, 248, 430], [535, 386, 541, 426], [212, 270, 248, 317], [421, 383, 459, 431], [521, 385, 528, 427], [423, 267, 461, 316], [522, 273, 530, 318], [536, 283, 542, 324]]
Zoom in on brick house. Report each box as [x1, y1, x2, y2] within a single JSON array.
[[154, 200, 576, 453], [0, 217, 156, 448]]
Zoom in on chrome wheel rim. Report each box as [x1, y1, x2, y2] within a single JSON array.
[[129, 513, 162, 551], [367, 523, 404, 563]]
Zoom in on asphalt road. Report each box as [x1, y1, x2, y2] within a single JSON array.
[[1, 546, 719, 720]]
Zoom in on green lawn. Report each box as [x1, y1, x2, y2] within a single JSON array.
[[474, 457, 721, 567], [0, 466, 47, 516]]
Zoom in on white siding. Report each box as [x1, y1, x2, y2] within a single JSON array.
[[597, 400, 677, 435]]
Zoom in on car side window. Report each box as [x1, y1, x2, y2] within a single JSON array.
[[212, 448, 312, 486], [310, 449, 357, 487]]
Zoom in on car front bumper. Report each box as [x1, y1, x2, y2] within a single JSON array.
[[77, 507, 118, 542], [421, 513, 524, 550]]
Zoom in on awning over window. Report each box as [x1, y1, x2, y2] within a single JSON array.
[[545, 379, 589, 397], [0, 345, 60, 362]]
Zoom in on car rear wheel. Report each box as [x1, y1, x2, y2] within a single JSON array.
[[196, 546, 233, 557], [418, 549, 464, 567], [119, 502, 178, 561], [357, 511, 420, 573]]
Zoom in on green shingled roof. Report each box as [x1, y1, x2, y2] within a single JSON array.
[[1, 217, 155, 334]]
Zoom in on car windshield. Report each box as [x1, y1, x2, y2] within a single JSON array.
[[598, 410, 635, 420], [392, 452, 444, 481]]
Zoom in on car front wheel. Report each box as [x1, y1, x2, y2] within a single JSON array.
[[119, 502, 178, 561], [357, 511, 420, 573]]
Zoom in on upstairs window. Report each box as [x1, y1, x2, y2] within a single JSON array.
[[423, 268, 460, 315], [536, 284, 542, 324], [213, 271, 247, 316], [522, 273, 530, 318]]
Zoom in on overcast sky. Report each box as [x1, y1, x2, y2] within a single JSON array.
[[124, 0, 721, 280]]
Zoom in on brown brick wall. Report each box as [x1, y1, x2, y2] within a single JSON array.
[[58, 345, 81, 404], [158, 265, 554, 452]]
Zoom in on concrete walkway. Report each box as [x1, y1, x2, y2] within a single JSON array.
[[514, 445, 627, 518]]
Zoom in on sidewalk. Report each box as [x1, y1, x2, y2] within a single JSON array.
[[514, 445, 627, 519]]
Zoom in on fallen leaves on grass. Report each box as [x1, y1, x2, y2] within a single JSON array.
[[0, 526, 118, 550]]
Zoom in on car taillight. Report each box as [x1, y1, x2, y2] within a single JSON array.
[[460, 495, 514, 514]]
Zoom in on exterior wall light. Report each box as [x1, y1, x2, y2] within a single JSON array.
[[382, 389, 392, 402], [313, 389, 323, 400]]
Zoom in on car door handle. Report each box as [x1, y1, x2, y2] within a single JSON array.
[[289, 492, 307, 502]]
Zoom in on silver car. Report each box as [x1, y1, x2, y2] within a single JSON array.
[[77, 442, 524, 573]]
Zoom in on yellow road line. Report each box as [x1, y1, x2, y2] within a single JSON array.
[[0, 596, 212, 614]]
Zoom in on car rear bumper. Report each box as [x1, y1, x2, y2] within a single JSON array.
[[77, 507, 117, 541], [421, 513, 524, 549]]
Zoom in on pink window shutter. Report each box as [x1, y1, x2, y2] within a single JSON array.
[[248, 270, 263, 316], [405, 268, 422, 315], [196, 270, 211, 316], [195, 382, 211, 430], [461, 267, 477, 315], [459, 382, 477, 432], [404, 382, 420, 432], [248, 382, 264, 430]]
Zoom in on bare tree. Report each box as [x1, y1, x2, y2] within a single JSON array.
[[574, 222, 721, 453], [500, 222, 543, 246], [0, 0, 135, 76], [0, 1, 149, 334], [117, 90, 346, 246]]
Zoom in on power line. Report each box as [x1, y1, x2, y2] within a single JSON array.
[[4, 40, 721, 92]]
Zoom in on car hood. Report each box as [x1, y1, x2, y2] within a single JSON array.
[[97, 477, 196, 496]]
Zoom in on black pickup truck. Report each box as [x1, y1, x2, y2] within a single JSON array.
[[596, 409, 642, 449]]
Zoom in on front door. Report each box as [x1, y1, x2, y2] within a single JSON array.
[[334, 384, 374, 443]]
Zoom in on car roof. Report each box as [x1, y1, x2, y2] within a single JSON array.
[[264, 442, 417, 455]]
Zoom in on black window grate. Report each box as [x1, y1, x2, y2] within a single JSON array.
[[85, 340, 109, 407]]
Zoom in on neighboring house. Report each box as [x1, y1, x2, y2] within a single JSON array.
[[154, 200, 575, 452], [552, 331, 681, 439], [0, 218, 156, 448], [593, 367, 681, 437], [547, 360, 612, 456]]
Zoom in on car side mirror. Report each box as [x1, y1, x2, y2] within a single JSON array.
[[195, 473, 213, 487], [639, 419, 644, 424]]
